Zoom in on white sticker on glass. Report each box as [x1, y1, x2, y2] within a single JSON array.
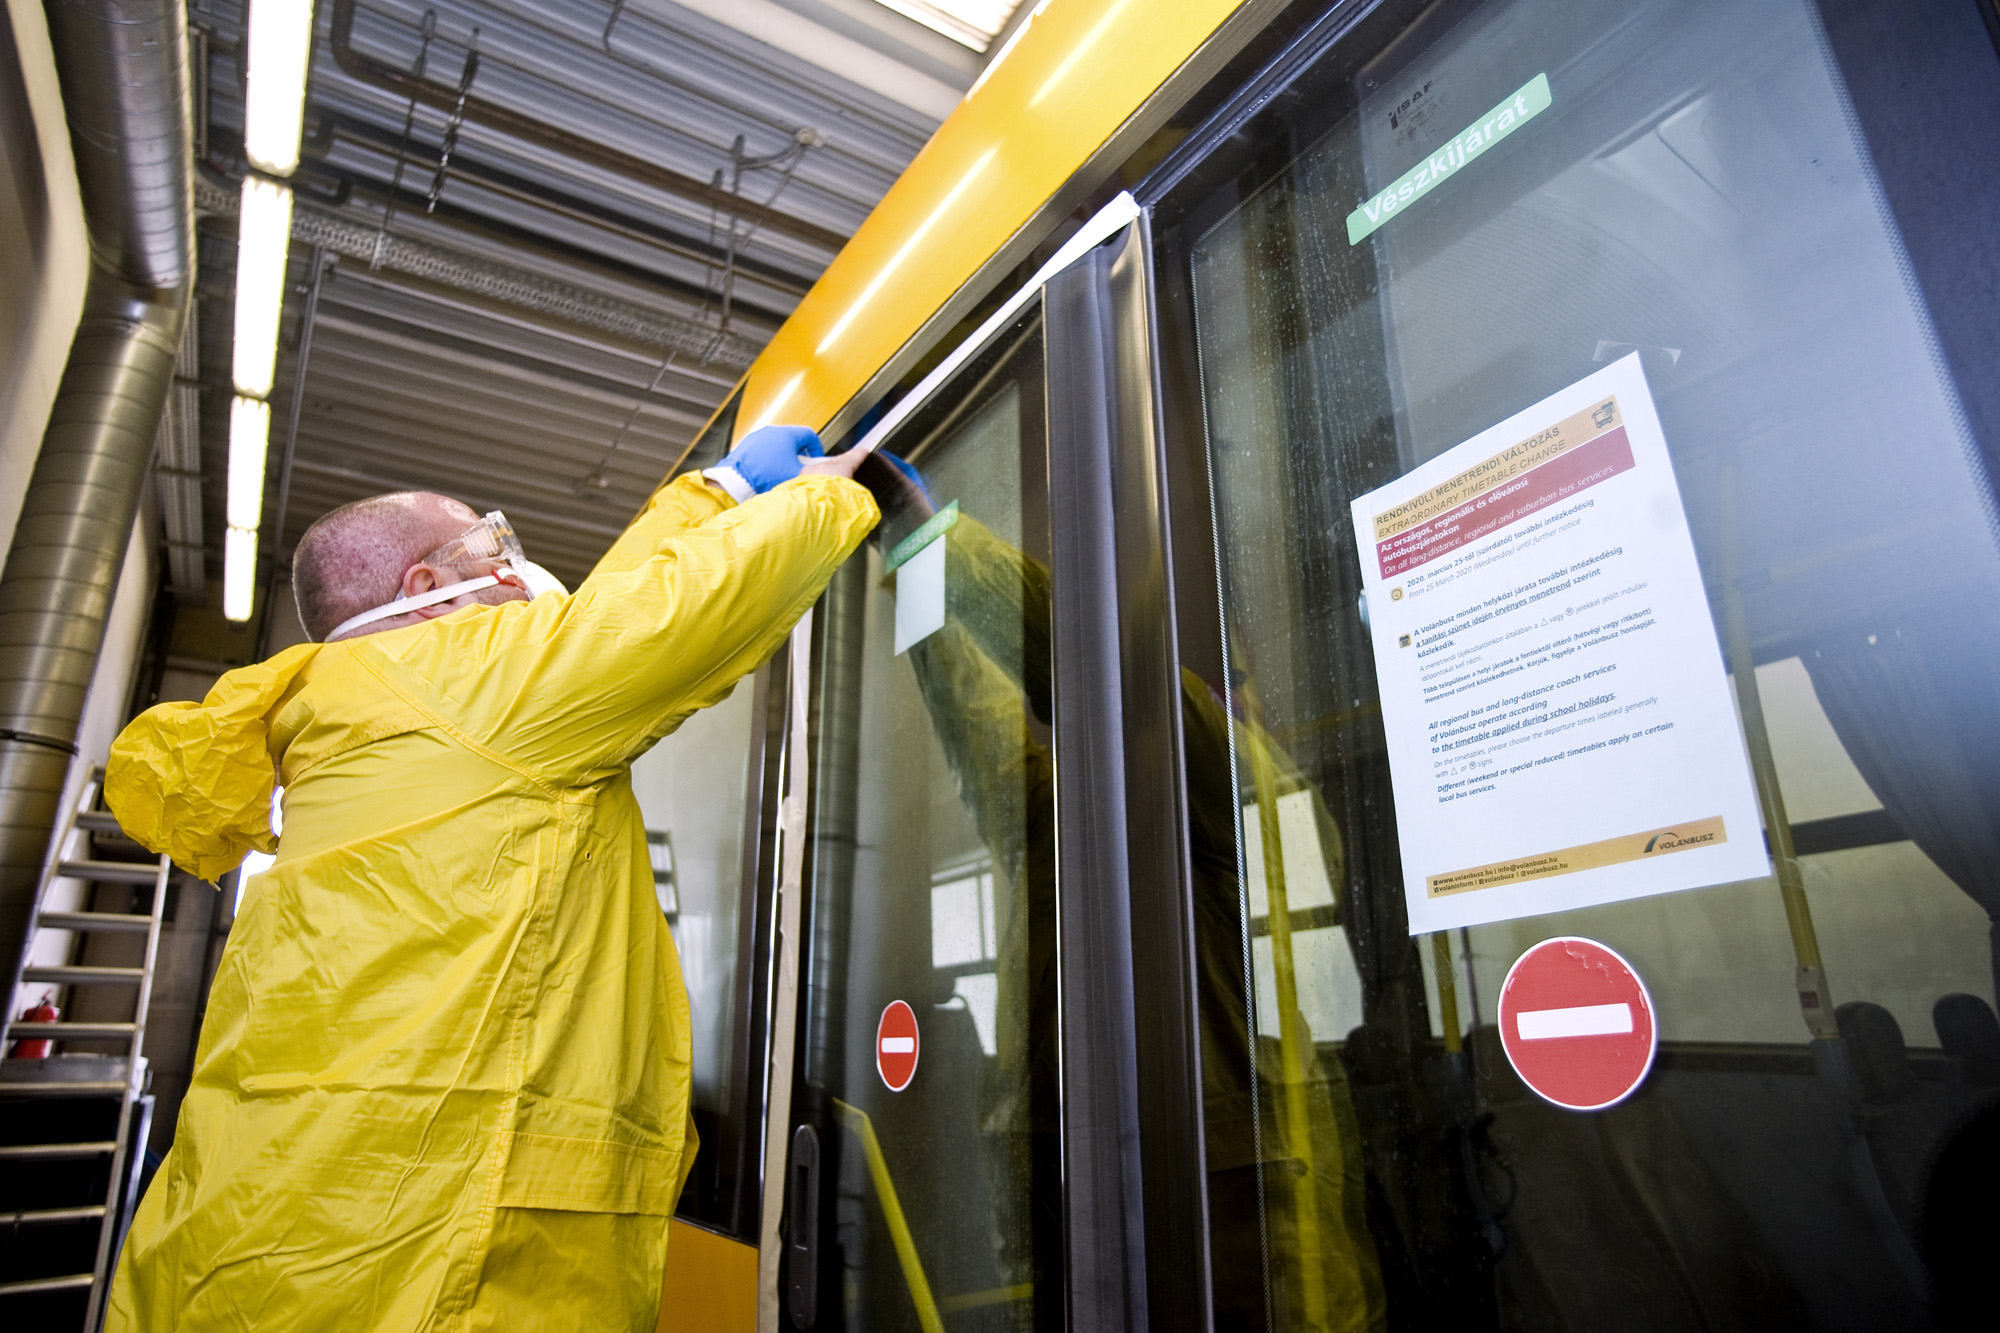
[[894, 534, 947, 655]]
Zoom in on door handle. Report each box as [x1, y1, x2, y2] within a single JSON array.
[[786, 1122, 820, 1327]]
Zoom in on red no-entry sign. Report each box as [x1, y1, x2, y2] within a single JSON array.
[[876, 1000, 920, 1092], [1498, 937, 1657, 1111]]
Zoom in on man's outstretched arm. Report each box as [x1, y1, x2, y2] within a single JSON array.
[[392, 456, 876, 782], [589, 425, 831, 579]]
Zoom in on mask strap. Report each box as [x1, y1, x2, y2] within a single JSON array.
[[324, 573, 502, 642]]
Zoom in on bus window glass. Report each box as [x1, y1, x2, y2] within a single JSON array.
[[1153, 0, 2000, 1327], [797, 315, 1062, 1330], [631, 673, 762, 1230]]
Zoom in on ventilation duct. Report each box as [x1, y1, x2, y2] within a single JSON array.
[[0, 0, 193, 972]]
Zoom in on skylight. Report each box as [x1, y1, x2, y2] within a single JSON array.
[[872, 0, 1025, 52]]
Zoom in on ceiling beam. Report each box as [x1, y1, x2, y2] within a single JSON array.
[[328, 0, 849, 251], [195, 175, 763, 369]]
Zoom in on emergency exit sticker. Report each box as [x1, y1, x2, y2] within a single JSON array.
[[1348, 73, 1551, 244], [885, 501, 959, 572]]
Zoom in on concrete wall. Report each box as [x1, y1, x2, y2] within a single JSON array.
[[16, 520, 160, 982], [0, 0, 87, 555], [1, 0, 150, 1039]]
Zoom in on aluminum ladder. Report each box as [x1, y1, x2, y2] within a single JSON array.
[[0, 768, 170, 1330]]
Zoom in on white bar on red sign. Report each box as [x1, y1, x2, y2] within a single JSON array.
[[880, 1037, 916, 1053], [1516, 1002, 1634, 1040]]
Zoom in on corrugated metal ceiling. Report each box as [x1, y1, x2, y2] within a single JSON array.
[[177, 0, 1015, 610]]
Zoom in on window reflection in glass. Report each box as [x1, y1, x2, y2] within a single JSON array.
[[1163, 0, 2000, 1327], [801, 321, 1061, 1330], [630, 675, 757, 1229]]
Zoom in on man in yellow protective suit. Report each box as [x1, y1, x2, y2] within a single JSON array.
[[101, 427, 877, 1331]]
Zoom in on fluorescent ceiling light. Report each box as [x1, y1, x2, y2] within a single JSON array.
[[232, 177, 294, 398], [872, 0, 1022, 51], [228, 395, 271, 531], [223, 525, 258, 623], [243, 0, 317, 175], [674, 0, 962, 120]]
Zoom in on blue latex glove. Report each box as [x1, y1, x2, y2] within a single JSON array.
[[712, 425, 825, 497], [877, 449, 933, 504]]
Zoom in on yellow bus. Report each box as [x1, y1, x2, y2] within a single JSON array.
[[646, 0, 2000, 1328]]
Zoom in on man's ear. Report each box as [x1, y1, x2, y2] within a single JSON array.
[[401, 562, 442, 597]]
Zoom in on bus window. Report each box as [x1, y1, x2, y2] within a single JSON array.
[[1149, 0, 2000, 1327], [632, 665, 775, 1237], [791, 313, 1063, 1331]]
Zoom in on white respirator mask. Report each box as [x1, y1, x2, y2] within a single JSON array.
[[325, 510, 569, 642]]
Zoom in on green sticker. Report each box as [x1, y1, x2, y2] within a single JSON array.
[[885, 500, 960, 572], [1347, 73, 1552, 246]]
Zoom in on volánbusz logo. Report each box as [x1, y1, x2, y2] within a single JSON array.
[[1348, 74, 1552, 245], [1427, 814, 1729, 899], [1644, 828, 1717, 854]]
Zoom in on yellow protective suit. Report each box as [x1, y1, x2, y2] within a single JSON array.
[[102, 473, 877, 1332]]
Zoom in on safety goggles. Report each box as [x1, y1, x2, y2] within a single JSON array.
[[422, 511, 525, 575], [324, 509, 567, 642]]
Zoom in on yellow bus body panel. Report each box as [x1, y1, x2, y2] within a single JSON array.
[[735, 0, 1248, 440], [657, 1218, 758, 1333]]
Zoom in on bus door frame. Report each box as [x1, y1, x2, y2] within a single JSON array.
[[1044, 222, 1214, 1332], [752, 201, 1216, 1333]]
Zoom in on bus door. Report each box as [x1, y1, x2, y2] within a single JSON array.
[[1142, 0, 2000, 1329], [763, 207, 1213, 1331], [780, 305, 1063, 1333]]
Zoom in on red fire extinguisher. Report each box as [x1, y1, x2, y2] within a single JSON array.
[[7, 993, 57, 1059]]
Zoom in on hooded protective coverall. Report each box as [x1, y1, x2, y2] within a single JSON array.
[[102, 472, 877, 1331]]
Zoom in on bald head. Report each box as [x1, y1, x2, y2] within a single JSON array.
[[293, 491, 479, 641]]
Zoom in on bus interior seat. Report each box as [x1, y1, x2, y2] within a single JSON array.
[[1932, 993, 2000, 1090], [1835, 1001, 1921, 1105], [1457, 1023, 1810, 1332]]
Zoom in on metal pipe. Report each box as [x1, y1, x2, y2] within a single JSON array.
[[0, 0, 193, 984], [327, 0, 847, 253], [1719, 464, 1837, 1038], [1238, 680, 1332, 1331], [832, 1099, 945, 1333]]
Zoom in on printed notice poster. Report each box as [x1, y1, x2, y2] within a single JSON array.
[[1353, 355, 1766, 934]]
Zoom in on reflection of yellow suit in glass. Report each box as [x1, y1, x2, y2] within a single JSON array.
[[102, 474, 877, 1332], [901, 514, 1385, 1333]]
